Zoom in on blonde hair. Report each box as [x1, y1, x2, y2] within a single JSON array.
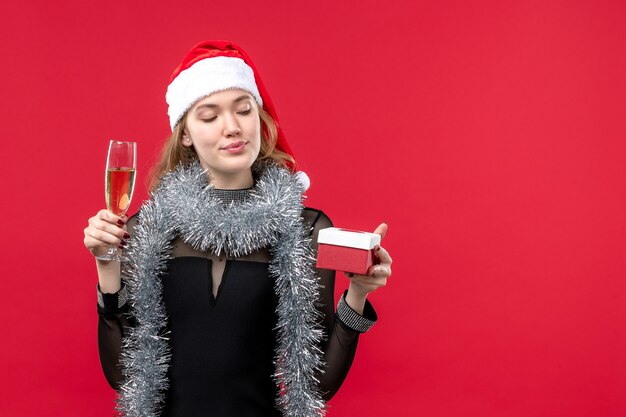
[[148, 105, 295, 192]]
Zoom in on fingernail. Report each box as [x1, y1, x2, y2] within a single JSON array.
[[117, 219, 125, 226], [120, 241, 127, 246], [123, 233, 131, 239], [375, 246, 381, 251], [118, 245, 124, 249]]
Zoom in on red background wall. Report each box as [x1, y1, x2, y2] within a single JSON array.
[[1, 1, 625, 416]]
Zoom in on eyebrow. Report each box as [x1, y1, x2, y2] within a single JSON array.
[[194, 95, 252, 111]]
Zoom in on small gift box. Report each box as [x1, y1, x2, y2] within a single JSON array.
[[316, 227, 381, 274]]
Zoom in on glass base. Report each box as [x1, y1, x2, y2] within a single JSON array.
[[95, 246, 122, 261]]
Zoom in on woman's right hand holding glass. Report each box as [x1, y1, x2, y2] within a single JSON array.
[[84, 209, 129, 293], [84, 209, 129, 258]]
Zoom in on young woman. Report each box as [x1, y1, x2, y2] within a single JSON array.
[[84, 40, 393, 417]]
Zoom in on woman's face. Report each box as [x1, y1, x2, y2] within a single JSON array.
[[184, 89, 261, 178]]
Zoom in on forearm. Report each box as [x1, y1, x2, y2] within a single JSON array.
[[97, 284, 132, 390], [345, 282, 368, 314], [317, 292, 378, 401], [306, 210, 378, 400], [96, 259, 122, 293], [98, 314, 126, 390], [318, 320, 360, 401]]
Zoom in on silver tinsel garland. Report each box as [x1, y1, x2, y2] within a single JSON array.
[[117, 161, 326, 416]]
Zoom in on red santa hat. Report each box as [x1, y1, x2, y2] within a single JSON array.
[[166, 40, 297, 172]]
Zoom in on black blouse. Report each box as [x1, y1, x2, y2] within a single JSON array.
[[97, 206, 377, 416]]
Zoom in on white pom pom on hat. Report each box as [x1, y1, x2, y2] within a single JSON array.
[[294, 171, 310, 192]]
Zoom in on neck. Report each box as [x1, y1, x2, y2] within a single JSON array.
[[208, 169, 254, 190]]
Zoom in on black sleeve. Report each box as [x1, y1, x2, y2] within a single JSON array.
[[96, 215, 138, 390], [97, 296, 132, 390], [303, 208, 378, 401]]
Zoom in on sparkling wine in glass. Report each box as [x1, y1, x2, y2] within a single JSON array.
[[96, 140, 137, 261]]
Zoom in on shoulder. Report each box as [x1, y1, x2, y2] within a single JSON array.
[[302, 207, 333, 228], [302, 207, 333, 238]]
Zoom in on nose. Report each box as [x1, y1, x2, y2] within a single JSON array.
[[224, 114, 241, 138]]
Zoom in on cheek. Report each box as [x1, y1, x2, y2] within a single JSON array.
[[188, 124, 220, 146], [250, 119, 262, 143]]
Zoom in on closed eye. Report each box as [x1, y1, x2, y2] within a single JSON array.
[[201, 116, 217, 123], [237, 109, 252, 115]]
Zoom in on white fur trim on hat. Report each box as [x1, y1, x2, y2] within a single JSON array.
[[166, 56, 263, 130]]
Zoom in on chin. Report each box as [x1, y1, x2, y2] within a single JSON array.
[[212, 159, 256, 175]]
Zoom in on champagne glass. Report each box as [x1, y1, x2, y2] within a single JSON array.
[[96, 140, 137, 261]]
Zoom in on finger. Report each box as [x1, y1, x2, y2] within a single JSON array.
[[85, 225, 124, 245], [90, 217, 130, 241], [84, 235, 118, 256], [345, 266, 390, 280], [98, 209, 126, 226], [367, 263, 392, 278], [349, 275, 388, 288], [84, 235, 123, 254], [374, 245, 392, 265], [368, 276, 388, 287], [84, 227, 124, 247], [372, 222, 388, 239]]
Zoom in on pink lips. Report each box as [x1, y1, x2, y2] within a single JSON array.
[[222, 141, 247, 153]]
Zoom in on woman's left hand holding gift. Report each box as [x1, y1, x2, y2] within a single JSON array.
[[344, 223, 393, 314]]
